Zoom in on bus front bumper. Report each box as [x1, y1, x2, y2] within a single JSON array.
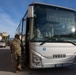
[[31, 54, 75, 68]]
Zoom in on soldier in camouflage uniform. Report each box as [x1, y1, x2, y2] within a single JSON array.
[[10, 34, 22, 73]]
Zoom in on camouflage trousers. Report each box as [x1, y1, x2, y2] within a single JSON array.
[[11, 51, 22, 71]]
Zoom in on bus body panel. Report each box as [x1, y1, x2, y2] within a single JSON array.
[[30, 42, 76, 68]]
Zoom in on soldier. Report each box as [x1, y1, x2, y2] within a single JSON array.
[[10, 34, 22, 73]]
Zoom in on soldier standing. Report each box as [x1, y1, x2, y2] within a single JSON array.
[[10, 34, 22, 73]]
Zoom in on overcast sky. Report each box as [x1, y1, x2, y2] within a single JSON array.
[[0, 0, 76, 37]]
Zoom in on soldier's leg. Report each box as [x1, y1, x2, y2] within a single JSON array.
[[16, 51, 22, 72], [15, 57, 22, 73], [16, 55, 19, 71], [17, 56, 22, 70]]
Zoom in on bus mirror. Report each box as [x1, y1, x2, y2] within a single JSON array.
[[28, 6, 34, 18]]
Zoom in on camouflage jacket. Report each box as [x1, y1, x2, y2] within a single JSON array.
[[10, 38, 21, 54]]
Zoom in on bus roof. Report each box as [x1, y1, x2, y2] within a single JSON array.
[[29, 2, 76, 12]]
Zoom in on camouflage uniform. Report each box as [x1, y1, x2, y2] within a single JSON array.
[[10, 35, 22, 72]]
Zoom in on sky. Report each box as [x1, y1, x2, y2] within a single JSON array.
[[0, 0, 76, 37]]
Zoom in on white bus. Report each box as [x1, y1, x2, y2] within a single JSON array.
[[16, 2, 76, 68]]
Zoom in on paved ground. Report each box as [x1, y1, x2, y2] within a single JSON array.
[[1, 46, 76, 75], [0, 46, 28, 75]]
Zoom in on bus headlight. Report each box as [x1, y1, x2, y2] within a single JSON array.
[[32, 54, 42, 66]]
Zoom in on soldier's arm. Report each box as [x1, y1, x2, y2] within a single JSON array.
[[10, 43, 14, 54]]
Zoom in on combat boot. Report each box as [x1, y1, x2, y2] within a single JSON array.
[[16, 70, 19, 73], [18, 63, 22, 71]]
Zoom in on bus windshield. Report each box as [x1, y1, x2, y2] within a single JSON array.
[[31, 4, 76, 42]]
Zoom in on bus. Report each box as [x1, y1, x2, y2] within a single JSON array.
[[16, 2, 76, 68]]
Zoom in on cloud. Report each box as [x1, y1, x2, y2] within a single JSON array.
[[0, 12, 18, 37]]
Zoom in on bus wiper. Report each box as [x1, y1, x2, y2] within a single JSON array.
[[40, 37, 76, 46], [40, 37, 53, 45], [57, 38, 76, 46], [62, 40, 76, 46]]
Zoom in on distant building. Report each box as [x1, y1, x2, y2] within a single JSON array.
[[0, 33, 2, 40], [2, 32, 8, 36], [0, 32, 10, 45]]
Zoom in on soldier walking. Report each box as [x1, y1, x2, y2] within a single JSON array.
[[10, 34, 22, 73]]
